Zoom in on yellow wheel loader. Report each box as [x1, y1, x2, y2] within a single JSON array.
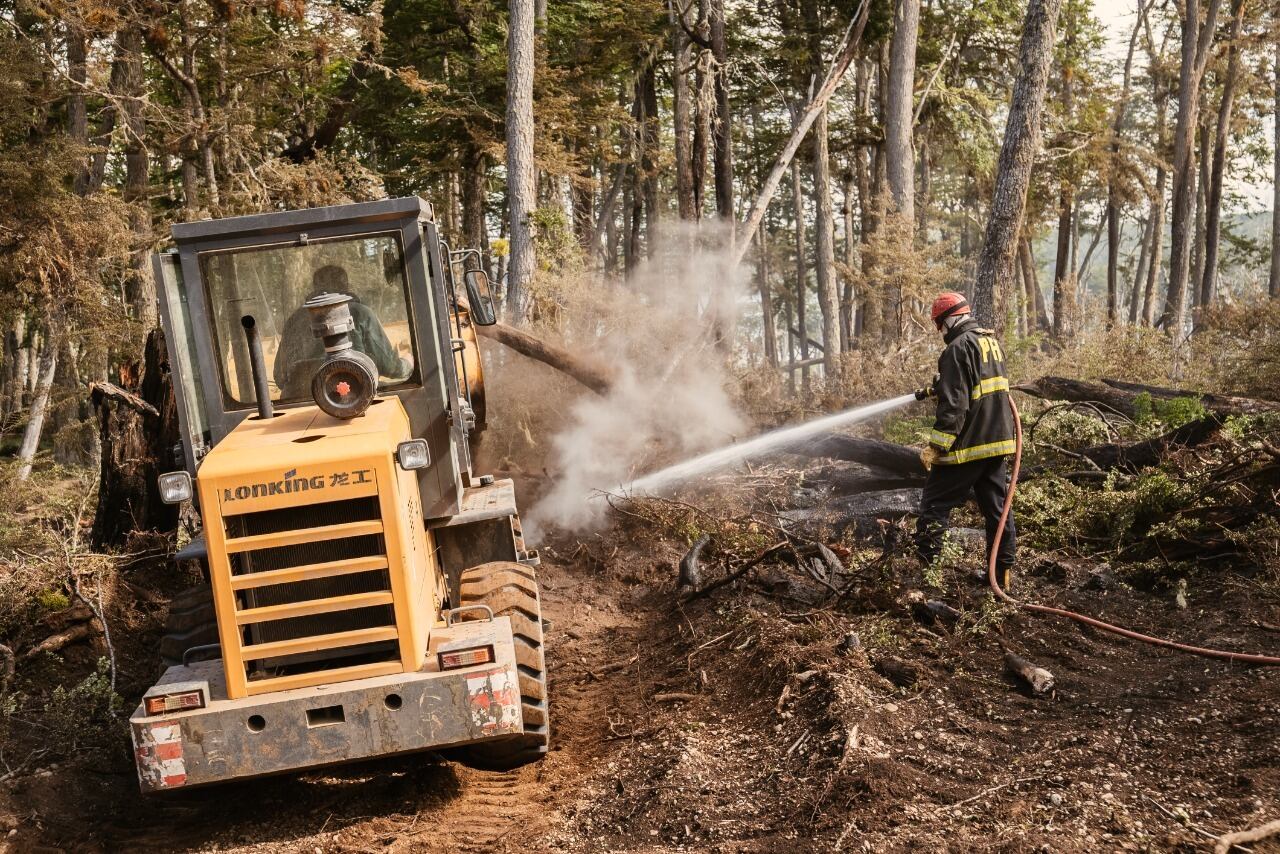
[[131, 197, 547, 792]]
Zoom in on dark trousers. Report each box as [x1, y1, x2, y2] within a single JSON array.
[[915, 456, 1016, 569]]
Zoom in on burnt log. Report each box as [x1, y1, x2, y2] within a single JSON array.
[[782, 488, 921, 538], [1079, 415, 1221, 471], [90, 328, 181, 550], [802, 464, 924, 494], [476, 321, 613, 395], [782, 434, 923, 476], [1100, 378, 1279, 415], [1003, 649, 1055, 695], [1020, 375, 1279, 419]]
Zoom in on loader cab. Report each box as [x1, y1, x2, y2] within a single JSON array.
[[154, 197, 481, 519]]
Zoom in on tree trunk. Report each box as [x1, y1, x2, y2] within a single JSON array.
[[463, 148, 490, 272], [68, 20, 91, 196], [970, 0, 1064, 326], [1129, 214, 1152, 324], [884, 0, 919, 225], [671, 0, 696, 222], [756, 228, 778, 368], [1019, 236, 1050, 332], [16, 330, 59, 481], [1160, 0, 1223, 334], [641, 59, 660, 260], [1271, 39, 1280, 299], [1142, 166, 1167, 326], [840, 169, 857, 348], [1198, 0, 1246, 319], [505, 0, 537, 322], [710, 0, 734, 231], [1191, 112, 1210, 306], [90, 330, 181, 548], [792, 159, 811, 391], [1105, 0, 1149, 328]]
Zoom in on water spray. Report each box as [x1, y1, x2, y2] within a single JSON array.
[[618, 394, 917, 496]]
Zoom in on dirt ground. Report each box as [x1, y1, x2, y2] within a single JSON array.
[[1, 501, 1278, 854]]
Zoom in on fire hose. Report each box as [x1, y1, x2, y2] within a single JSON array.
[[988, 394, 1280, 666]]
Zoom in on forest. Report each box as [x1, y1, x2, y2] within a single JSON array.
[[0, 0, 1279, 849]]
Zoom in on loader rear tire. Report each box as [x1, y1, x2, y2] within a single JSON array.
[[159, 585, 220, 670], [453, 561, 549, 770]]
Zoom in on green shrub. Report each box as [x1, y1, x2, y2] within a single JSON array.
[[882, 414, 933, 446], [40, 658, 125, 758], [1132, 392, 1207, 430]]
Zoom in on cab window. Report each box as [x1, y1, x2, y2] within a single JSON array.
[[199, 233, 421, 407]]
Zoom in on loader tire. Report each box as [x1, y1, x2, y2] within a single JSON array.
[[453, 561, 549, 770], [159, 585, 220, 670]]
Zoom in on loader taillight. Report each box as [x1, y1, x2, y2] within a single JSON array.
[[437, 644, 495, 671], [144, 689, 206, 716]]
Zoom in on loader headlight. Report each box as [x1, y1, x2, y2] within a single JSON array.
[[158, 471, 193, 504], [396, 439, 431, 470]]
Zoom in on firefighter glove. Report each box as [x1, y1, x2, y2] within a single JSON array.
[[920, 446, 943, 471], [913, 373, 941, 401]]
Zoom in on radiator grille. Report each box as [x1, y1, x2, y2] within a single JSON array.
[[224, 495, 400, 682]]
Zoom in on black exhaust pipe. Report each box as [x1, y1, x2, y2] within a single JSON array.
[[241, 315, 274, 420]]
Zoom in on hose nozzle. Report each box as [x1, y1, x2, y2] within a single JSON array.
[[914, 373, 940, 401]]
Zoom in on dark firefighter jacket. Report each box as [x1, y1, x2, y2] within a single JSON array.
[[927, 318, 1015, 465]]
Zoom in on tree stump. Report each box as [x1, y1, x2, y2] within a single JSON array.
[[90, 328, 181, 550]]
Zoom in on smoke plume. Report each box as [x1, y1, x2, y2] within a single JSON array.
[[526, 224, 749, 534]]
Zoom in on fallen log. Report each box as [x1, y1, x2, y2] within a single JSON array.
[[1079, 415, 1221, 472], [21, 621, 98, 662], [782, 434, 923, 477], [1020, 375, 1279, 419], [782, 488, 921, 537], [1101, 378, 1280, 415], [475, 321, 614, 395], [1003, 649, 1055, 695], [802, 465, 924, 494]]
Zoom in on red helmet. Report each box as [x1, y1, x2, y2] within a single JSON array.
[[930, 292, 971, 329]]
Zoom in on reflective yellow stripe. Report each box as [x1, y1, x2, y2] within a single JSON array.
[[970, 376, 1011, 401], [929, 429, 956, 450], [937, 439, 1016, 465]]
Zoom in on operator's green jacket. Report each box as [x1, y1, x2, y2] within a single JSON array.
[[927, 317, 1015, 465]]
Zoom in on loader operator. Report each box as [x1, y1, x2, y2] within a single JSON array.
[[915, 292, 1017, 590], [275, 264, 413, 399]]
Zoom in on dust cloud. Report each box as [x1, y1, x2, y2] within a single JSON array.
[[526, 225, 749, 535]]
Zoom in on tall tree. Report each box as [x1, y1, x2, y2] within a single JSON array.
[[1273, 38, 1280, 299], [1197, 0, 1247, 318], [803, 0, 843, 371], [1105, 0, 1150, 328], [1159, 0, 1223, 334], [710, 0, 735, 230], [971, 0, 1065, 326], [884, 0, 919, 225], [506, 0, 538, 321]]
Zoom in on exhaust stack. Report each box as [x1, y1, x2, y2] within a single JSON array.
[[240, 315, 274, 420]]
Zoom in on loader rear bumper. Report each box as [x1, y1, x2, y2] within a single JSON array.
[[130, 618, 524, 792]]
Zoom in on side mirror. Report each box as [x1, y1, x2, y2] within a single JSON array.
[[463, 269, 498, 326]]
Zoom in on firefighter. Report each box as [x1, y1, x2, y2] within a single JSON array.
[[915, 292, 1017, 589]]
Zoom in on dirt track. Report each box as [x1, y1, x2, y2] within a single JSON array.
[[3, 526, 1279, 852]]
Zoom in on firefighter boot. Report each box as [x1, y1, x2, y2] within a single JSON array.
[[996, 565, 1013, 592]]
